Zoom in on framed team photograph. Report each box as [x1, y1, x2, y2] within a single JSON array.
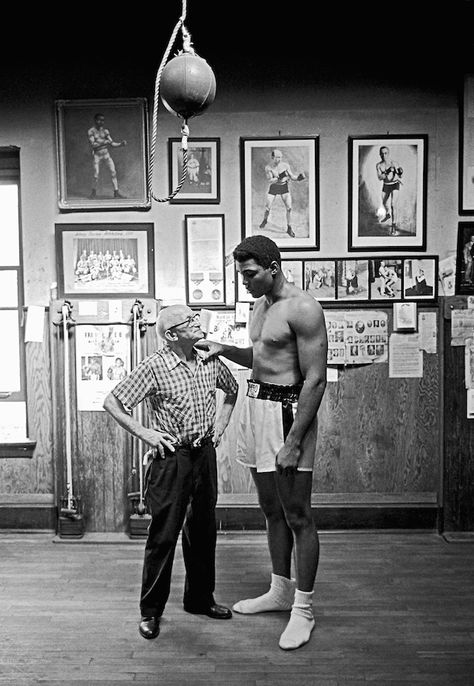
[[240, 136, 319, 250], [403, 257, 438, 300], [455, 222, 474, 295], [55, 223, 155, 298], [303, 260, 337, 301], [168, 137, 220, 203], [184, 214, 226, 307], [348, 135, 428, 251], [336, 259, 369, 301], [55, 98, 150, 211], [459, 75, 474, 214], [369, 258, 403, 301]]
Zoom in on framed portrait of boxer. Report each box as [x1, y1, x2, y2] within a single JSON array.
[[55, 98, 150, 211], [240, 136, 319, 250], [348, 135, 428, 252]]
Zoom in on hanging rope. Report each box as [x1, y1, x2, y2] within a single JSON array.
[[148, 0, 190, 203]]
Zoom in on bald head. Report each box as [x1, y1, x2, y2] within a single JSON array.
[[157, 305, 193, 339]]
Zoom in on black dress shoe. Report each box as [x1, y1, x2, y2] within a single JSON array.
[[184, 602, 232, 619], [139, 616, 160, 639]]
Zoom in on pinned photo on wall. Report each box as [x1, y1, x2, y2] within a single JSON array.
[[168, 137, 220, 203], [369, 258, 403, 301], [303, 260, 336, 301], [336, 259, 369, 301], [281, 259, 304, 289], [403, 257, 438, 300]]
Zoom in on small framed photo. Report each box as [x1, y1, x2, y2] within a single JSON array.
[[303, 260, 337, 301], [403, 257, 438, 300], [348, 135, 427, 251], [369, 258, 403, 301], [55, 223, 155, 299], [336, 259, 369, 301], [455, 222, 474, 294], [240, 136, 319, 250], [281, 259, 304, 289], [168, 138, 220, 203], [393, 302, 418, 332], [459, 75, 474, 214], [55, 98, 150, 211], [184, 214, 226, 307]]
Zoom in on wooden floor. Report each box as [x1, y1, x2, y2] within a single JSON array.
[[0, 532, 473, 685]]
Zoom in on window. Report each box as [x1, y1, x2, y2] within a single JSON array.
[[0, 149, 28, 443]]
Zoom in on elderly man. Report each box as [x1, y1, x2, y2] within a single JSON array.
[[103, 304, 238, 640]]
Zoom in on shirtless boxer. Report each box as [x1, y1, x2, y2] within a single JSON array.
[[88, 113, 127, 199], [259, 149, 306, 238], [376, 146, 403, 236], [195, 234, 328, 650]]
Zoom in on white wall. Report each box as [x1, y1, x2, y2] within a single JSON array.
[[0, 78, 458, 307]]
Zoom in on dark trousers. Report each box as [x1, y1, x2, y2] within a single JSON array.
[[140, 439, 217, 617]]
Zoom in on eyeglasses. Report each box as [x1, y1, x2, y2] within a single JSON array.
[[166, 313, 200, 332]]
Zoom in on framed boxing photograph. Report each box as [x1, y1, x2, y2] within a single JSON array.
[[336, 259, 370, 301], [55, 98, 150, 211], [455, 222, 474, 295], [303, 259, 337, 301], [168, 137, 220, 203], [240, 136, 319, 250], [184, 214, 226, 307], [348, 135, 428, 251], [403, 257, 438, 300], [459, 75, 474, 214]]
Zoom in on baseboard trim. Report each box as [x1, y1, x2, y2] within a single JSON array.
[[216, 504, 439, 531]]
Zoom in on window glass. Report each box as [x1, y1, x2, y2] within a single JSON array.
[[0, 401, 26, 441], [0, 270, 18, 307], [0, 311, 21, 392], [0, 184, 19, 266]]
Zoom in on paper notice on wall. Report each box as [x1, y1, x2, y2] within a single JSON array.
[[325, 310, 388, 365], [451, 309, 474, 346], [467, 390, 474, 419], [24, 305, 45, 342], [326, 366, 338, 383], [389, 333, 423, 378], [465, 338, 474, 389], [418, 311, 437, 353], [75, 324, 131, 411]]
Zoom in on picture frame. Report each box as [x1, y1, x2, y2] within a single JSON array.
[[459, 75, 474, 214], [240, 136, 319, 250], [336, 259, 370, 301], [368, 258, 403, 301], [55, 223, 155, 299], [281, 259, 304, 289], [184, 214, 226, 307], [393, 302, 418, 332], [303, 260, 337, 301], [168, 137, 220, 203], [55, 98, 150, 211], [348, 135, 428, 251], [403, 257, 438, 300], [455, 222, 474, 294]]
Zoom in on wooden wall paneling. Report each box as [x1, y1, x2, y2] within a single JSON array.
[[442, 297, 474, 531], [0, 311, 54, 496], [216, 307, 441, 530]]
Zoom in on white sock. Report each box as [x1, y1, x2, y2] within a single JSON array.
[[233, 573, 295, 614], [279, 589, 315, 650]]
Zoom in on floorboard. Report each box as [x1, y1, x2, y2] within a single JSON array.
[[0, 532, 473, 685]]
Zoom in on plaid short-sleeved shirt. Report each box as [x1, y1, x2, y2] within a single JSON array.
[[112, 344, 238, 446]]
